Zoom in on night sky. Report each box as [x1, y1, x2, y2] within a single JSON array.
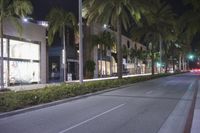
[[30, 0, 78, 20], [30, 0, 186, 20]]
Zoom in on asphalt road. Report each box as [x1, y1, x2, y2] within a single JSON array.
[[0, 73, 199, 133]]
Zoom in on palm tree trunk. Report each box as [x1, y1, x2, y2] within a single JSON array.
[[179, 53, 182, 71], [109, 49, 112, 76], [100, 45, 103, 78], [105, 47, 107, 77], [0, 19, 4, 90], [172, 47, 175, 72], [165, 59, 168, 73], [151, 52, 155, 75], [182, 55, 186, 71], [159, 35, 162, 73], [134, 57, 137, 74], [63, 26, 67, 82], [117, 19, 122, 79], [164, 45, 168, 73]]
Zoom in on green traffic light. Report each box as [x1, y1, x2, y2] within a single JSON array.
[[188, 54, 194, 60]]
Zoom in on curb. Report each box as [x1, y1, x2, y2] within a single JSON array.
[[184, 80, 199, 133], [0, 84, 133, 119]]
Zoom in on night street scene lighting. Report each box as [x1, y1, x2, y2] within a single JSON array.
[[0, 0, 200, 133]]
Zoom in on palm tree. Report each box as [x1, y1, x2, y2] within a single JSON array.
[[83, 0, 142, 79], [131, 0, 175, 75], [102, 31, 115, 76], [0, 0, 33, 90], [91, 34, 104, 77], [176, 0, 200, 71], [91, 31, 115, 77], [182, 0, 200, 35], [47, 8, 77, 82]]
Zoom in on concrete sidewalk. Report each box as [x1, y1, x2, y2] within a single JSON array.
[[7, 73, 151, 92], [191, 80, 200, 133]]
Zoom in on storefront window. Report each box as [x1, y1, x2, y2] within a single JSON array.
[[9, 61, 40, 84], [98, 60, 111, 76], [10, 40, 40, 60], [0, 39, 41, 85], [0, 38, 8, 57]]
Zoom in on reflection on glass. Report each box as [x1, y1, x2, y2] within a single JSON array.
[[10, 40, 40, 60], [0, 38, 8, 57], [9, 61, 40, 84], [1, 39, 41, 85]]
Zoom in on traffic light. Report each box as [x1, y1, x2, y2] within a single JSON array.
[[188, 54, 194, 60]]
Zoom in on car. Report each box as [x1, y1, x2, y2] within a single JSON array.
[[190, 68, 200, 72]]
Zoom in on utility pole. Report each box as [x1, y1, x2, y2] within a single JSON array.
[[79, 0, 83, 83], [63, 26, 66, 82]]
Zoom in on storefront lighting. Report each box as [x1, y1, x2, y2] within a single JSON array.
[[157, 62, 161, 67], [103, 24, 107, 29], [22, 17, 28, 23], [38, 21, 49, 28]]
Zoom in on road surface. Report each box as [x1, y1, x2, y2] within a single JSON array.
[[0, 73, 199, 133]]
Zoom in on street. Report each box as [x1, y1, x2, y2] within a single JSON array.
[[0, 73, 199, 133]]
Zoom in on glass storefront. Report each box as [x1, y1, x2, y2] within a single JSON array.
[[10, 61, 40, 84], [0, 38, 40, 86], [0, 39, 8, 57], [10, 40, 40, 60]]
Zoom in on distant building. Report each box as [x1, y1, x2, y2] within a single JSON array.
[[48, 45, 79, 81], [1, 18, 47, 86], [83, 23, 149, 78], [47, 22, 150, 82], [48, 29, 79, 82]]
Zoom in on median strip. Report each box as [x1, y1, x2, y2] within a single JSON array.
[[0, 73, 184, 114]]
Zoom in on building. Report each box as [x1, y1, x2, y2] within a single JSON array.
[[48, 29, 79, 82], [0, 18, 47, 86], [48, 45, 79, 82], [83, 23, 149, 79]]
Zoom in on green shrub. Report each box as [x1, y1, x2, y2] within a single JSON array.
[[0, 73, 182, 112]]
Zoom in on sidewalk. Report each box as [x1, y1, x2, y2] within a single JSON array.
[[8, 73, 152, 92], [191, 80, 200, 133]]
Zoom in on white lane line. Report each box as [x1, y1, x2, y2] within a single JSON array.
[[145, 90, 153, 94], [58, 104, 125, 133]]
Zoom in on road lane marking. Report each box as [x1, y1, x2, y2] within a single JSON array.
[[58, 104, 125, 133], [145, 90, 153, 94], [158, 80, 196, 133]]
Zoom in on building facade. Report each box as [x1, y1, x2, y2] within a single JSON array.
[[0, 18, 47, 86], [48, 46, 79, 82], [83, 23, 149, 78]]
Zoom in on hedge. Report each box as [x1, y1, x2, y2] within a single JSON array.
[[0, 73, 181, 112]]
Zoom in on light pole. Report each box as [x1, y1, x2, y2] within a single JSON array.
[[63, 26, 66, 82], [79, 0, 83, 83]]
